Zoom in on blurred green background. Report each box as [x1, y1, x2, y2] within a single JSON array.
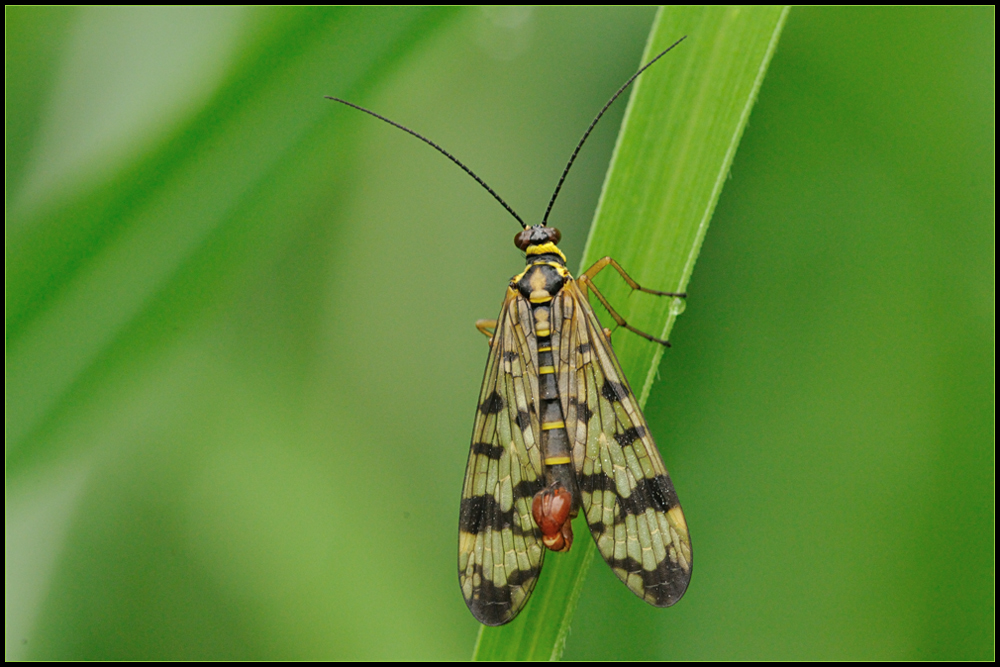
[[5, 6, 993, 660]]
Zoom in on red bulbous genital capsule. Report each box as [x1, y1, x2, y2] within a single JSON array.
[[532, 484, 574, 552]]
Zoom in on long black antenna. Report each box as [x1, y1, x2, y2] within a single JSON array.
[[325, 96, 527, 229], [540, 35, 687, 227]]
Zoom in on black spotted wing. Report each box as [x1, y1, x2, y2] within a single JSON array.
[[553, 279, 692, 606], [458, 288, 547, 626]]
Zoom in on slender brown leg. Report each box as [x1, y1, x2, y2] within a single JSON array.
[[475, 319, 497, 346], [582, 257, 686, 297], [578, 276, 671, 347]]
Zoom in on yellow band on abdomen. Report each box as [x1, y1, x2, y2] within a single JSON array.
[[541, 420, 565, 431]]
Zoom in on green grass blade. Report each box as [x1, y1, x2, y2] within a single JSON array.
[[471, 6, 789, 660]]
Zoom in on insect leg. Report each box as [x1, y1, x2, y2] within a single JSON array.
[[475, 319, 497, 346], [582, 257, 686, 298], [578, 275, 671, 347]]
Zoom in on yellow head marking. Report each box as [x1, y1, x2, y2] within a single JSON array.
[[525, 242, 567, 262]]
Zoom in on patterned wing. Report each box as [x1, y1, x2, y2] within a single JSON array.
[[556, 279, 692, 606], [459, 287, 547, 626]]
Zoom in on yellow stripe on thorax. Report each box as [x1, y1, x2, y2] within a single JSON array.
[[544, 456, 572, 465], [525, 242, 567, 262], [541, 420, 565, 431]]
